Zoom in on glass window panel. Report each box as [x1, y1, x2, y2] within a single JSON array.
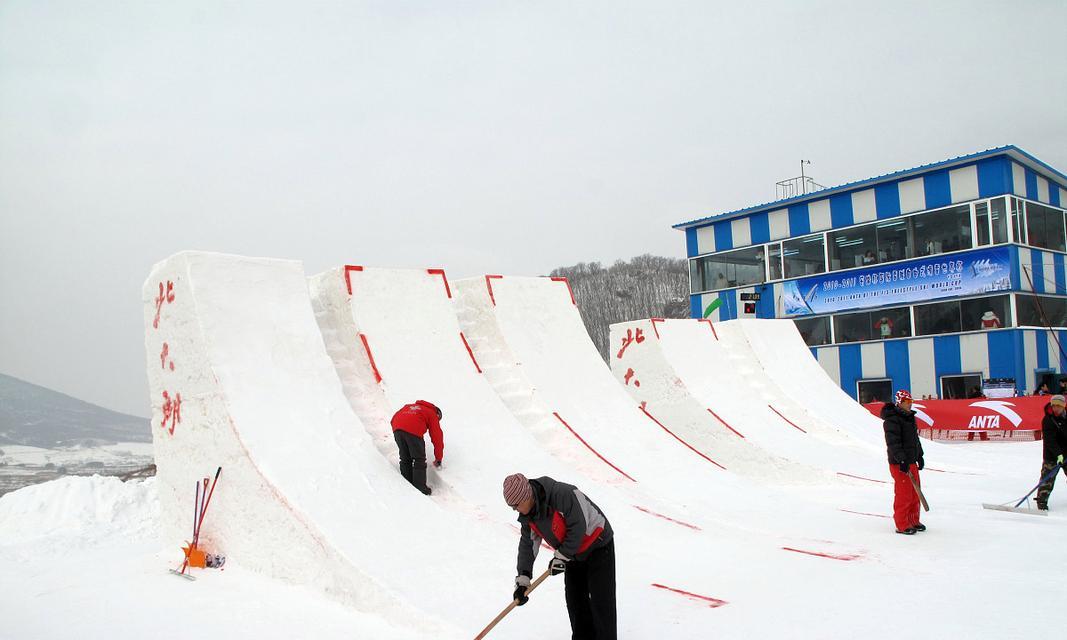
[[875, 218, 911, 262], [782, 234, 825, 278], [793, 316, 831, 346], [1025, 202, 1067, 252], [975, 202, 990, 246], [828, 225, 876, 271], [990, 197, 1008, 244], [834, 311, 874, 343], [768, 243, 783, 280], [914, 300, 962, 335], [961, 295, 1011, 331], [913, 205, 972, 257], [1016, 295, 1067, 328], [871, 306, 912, 339], [858, 379, 893, 404], [690, 246, 766, 292], [941, 374, 982, 400], [1011, 198, 1026, 244]]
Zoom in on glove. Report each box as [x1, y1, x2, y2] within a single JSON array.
[[898, 462, 909, 474], [433, 460, 442, 469], [549, 551, 569, 576], [513, 575, 531, 606], [1057, 454, 1064, 466], [917, 457, 924, 471]]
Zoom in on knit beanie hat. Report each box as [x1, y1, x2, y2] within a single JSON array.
[[502, 473, 532, 506]]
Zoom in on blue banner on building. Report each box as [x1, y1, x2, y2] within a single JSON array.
[[782, 247, 1012, 316]]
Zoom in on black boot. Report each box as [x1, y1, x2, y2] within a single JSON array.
[[913, 523, 926, 532], [896, 528, 916, 535]]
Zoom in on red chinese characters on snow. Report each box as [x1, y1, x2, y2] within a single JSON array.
[[623, 367, 641, 387], [161, 390, 183, 435], [616, 328, 645, 359], [153, 280, 175, 329], [160, 342, 175, 371]]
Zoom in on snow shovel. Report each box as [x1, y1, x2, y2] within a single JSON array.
[[474, 567, 552, 640], [982, 463, 1061, 516], [907, 471, 929, 512]]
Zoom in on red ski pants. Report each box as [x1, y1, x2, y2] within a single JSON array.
[[889, 464, 921, 531]]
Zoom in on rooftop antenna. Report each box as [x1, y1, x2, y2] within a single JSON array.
[[776, 159, 825, 201]]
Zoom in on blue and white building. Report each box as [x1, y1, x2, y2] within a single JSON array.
[[674, 146, 1067, 402]]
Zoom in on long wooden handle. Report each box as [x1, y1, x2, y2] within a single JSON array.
[[474, 567, 552, 640], [908, 471, 929, 512]]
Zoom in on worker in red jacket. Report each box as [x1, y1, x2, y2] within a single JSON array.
[[390, 400, 444, 495]]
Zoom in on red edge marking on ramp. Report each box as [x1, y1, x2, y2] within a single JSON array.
[[698, 318, 719, 340], [836, 472, 888, 485], [485, 275, 503, 306], [650, 318, 665, 339], [706, 408, 745, 439], [650, 583, 728, 608], [343, 265, 363, 296], [459, 332, 482, 373], [839, 509, 891, 519], [426, 268, 452, 298], [640, 407, 726, 470], [633, 505, 701, 531], [358, 333, 382, 383], [768, 404, 807, 433], [782, 547, 862, 561], [552, 412, 635, 482], [549, 276, 576, 305]]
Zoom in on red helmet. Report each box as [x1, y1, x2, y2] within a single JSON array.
[[895, 389, 913, 404]]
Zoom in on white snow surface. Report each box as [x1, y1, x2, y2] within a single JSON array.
[[2, 254, 1065, 639]]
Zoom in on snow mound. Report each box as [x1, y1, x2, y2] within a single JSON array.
[[0, 475, 158, 545]]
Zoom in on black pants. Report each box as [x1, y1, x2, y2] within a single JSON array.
[[564, 540, 616, 640], [1036, 461, 1066, 507], [393, 430, 429, 494]]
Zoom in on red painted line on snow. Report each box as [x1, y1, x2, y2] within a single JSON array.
[[485, 275, 503, 306], [459, 332, 482, 373], [552, 412, 635, 482], [650, 317, 665, 339], [343, 265, 363, 296], [706, 408, 745, 439], [768, 405, 807, 433], [650, 583, 728, 608], [699, 318, 719, 340], [549, 276, 577, 305], [633, 505, 702, 531], [782, 547, 862, 561], [426, 268, 452, 298], [359, 333, 383, 383], [836, 472, 888, 485], [640, 407, 726, 470], [839, 509, 891, 519]]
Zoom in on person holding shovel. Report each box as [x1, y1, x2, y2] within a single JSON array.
[[1036, 394, 1067, 510], [881, 389, 925, 535], [504, 473, 616, 639]]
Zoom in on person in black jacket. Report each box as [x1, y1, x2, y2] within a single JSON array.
[[503, 473, 616, 640], [881, 389, 925, 535], [1036, 394, 1067, 510]]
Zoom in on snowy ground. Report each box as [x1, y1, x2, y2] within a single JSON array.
[[0, 443, 154, 497]]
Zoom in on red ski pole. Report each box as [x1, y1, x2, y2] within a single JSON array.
[[176, 467, 222, 575]]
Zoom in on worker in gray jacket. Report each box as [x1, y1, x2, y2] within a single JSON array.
[[503, 473, 616, 640]]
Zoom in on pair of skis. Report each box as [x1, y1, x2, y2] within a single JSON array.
[[170, 466, 222, 580]]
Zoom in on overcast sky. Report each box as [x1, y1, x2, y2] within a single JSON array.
[[2, 1, 1065, 419]]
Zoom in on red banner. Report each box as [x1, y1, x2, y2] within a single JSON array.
[[863, 396, 1052, 431]]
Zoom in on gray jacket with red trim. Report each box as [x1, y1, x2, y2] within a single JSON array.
[[515, 476, 613, 578]]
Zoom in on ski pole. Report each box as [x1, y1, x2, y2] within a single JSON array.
[[474, 567, 552, 640], [1014, 463, 1063, 508], [907, 470, 929, 512], [177, 467, 222, 575]]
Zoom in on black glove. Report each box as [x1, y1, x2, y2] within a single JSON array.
[[433, 460, 442, 469], [549, 551, 568, 576], [513, 575, 531, 606], [898, 462, 909, 474], [917, 457, 924, 471]]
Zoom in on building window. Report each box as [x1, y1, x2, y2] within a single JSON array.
[[1016, 294, 1067, 328], [975, 202, 991, 246], [858, 379, 893, 404], [914, 299, 963, 335], [1025, 202, 1067, 252], [834, 311, 874, 343], [794, 316, 831, 346], [689, 246, 766, 293], [875, 218, 911, 262], [941, 373, 983, 400], [768, 243, 784, 281], [1011, 197, 1026, 244], [913, 205, 972, 257], [960, 295, 1011, 331], [991, 197, 1009, 244], [834, 306, 911, 343], [829, 225, 876, 271], [782, 234, 825, 278]]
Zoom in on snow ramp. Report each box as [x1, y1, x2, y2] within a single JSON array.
[[143, 251, 503, 637]]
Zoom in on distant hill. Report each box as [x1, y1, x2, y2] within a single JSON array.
[[549, 254, 690, 361], [0, 373, 150, 448]]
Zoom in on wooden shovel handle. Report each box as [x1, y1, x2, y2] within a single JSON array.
[[908, 471, 929, 512], [474, 567, 553, 640]]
